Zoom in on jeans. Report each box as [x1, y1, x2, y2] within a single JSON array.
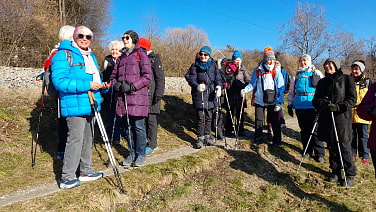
[[120, 116, 146, 157], [351, 123, 370, 159], [62, 116, 95, 180]]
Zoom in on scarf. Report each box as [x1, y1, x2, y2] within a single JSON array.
[[72, 42, 100, 83], [199, 58, 212, 71]]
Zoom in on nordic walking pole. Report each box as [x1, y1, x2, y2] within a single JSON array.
[[32, 81, 46, 168], [88, 91, 126, 194], [296, 110, 320, 173], [201, 87, 206, 147], [330, 108, 348, 189], [214, 96, 219, 144], [236, 95, 246, 138], [224, 89, 238, 148], [123, 93, 135, 166]]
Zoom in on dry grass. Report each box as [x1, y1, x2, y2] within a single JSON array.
[[0, 87, 376, 211]]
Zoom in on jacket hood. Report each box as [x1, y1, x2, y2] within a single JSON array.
[[325, 57, 341, 71]]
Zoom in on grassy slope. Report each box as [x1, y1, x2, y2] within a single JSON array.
[[0, 87, 375, 212]]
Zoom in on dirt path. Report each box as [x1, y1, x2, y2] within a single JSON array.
[[0, 118, 300, 207]]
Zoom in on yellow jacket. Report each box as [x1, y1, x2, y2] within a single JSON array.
[[352, 75, 372, 124]]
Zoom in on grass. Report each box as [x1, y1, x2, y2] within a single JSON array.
[[0, 87, 376, 211]]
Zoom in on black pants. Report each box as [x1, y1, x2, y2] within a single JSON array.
[[225, 107, 245, 133], [57, 117, 68, 153], [254, 104, 281, 145], [295, 109, 325, 157], [197, 108, 214, 138], [146, 113, 158, 149]]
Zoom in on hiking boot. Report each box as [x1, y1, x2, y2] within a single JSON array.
[[79, 171, 104, 182], [57, 152, 64, 160], [316, 157, 325, 163], [205, 135, 216, 146], [146, 147, 154, 156], [120, 155, 135, 166], [238, 130, 246, 137], [112, 140, 121, 146], [362, 158, 369, 164], [341, 176, 355, 187], [303, 154, 310, 160], [59, 179, 80, 189], [327, 174, 339, 183], [133, 156, 146, 167], [193, 140, 203, 149]]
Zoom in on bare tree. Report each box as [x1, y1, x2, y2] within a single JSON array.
[[280, 1, 329, 61], [160, 25, 209, 77]]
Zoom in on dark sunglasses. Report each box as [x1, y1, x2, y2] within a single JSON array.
[[122, 35, 130, 41], [77, 34, 92, 40], [199, 52, 209, 57]]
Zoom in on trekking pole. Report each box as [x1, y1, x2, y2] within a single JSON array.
[[88, 91, 126, 194], [32, 82, 46, 168], [124, 93, 135, 166], [296, 110, 320, 173], [224, 89, 238, 148], [201, 89, 206, 146], [236, 95, 246, 139], [330, 107, 348, 189], [214, 96, 219, 144], [110, 98, 119, 146]]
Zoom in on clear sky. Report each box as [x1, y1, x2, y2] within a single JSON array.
[[105, 0, 376, 51]]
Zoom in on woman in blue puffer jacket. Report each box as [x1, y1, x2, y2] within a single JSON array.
[[52, 26, 110, 189]]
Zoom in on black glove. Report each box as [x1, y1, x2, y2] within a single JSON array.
[[114, 81, 123, 92], [368, 107, 376, 118], [120, 81, 131, 93], [316, 98, 329, 108], [152, 96, 162, 104], [327, 103, 339, 112], [288, 104, 294, 117]]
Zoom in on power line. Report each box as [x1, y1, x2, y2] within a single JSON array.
[[175, 0, 279, 33]]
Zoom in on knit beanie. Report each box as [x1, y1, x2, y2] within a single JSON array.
[[232, 50, 243, 61], [351, 61, 365, 72], [123, 30, 139, 44], [199, 46, 212, 57], [138, 38, 152, 51], [263, 46, 276, 60], [325, 57, 340, 71], [300, 54, 312, 68]]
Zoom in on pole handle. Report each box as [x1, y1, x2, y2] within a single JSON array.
[[88, 91, 95, 105]]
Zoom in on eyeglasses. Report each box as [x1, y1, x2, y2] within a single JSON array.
[[122, 35, 130, 41], [199, 52, 209, 57], [77, 34, 92, 40]]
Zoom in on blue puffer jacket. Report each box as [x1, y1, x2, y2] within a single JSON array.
[[51, 40, 103, 117], [185, 58, 222, 109]]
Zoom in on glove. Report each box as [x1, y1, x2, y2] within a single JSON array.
[[288, 104, 294, 117], [222, 82, 229, 89], [327, 103, 339, 112], [197, 83, 206, 92], [114, 81, 123, 92], [316, 98, 329, 108], [240, 89, 247, 98], [368, 106, 376, 118], [120, 81, 131, 93], [215, 86, 221, 97], [274, 104, 281, 112]]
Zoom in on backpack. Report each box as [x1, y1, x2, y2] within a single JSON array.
[[42, 49, 73, 98]]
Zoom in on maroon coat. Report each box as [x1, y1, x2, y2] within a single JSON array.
[[110, 45, 152, 117], [357, 82, 376, 150]]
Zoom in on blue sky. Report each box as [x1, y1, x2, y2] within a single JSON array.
[[105, 0, 376, 51]]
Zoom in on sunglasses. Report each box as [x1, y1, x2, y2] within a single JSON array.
[[122, 35, 130, 41], [199, 52, 209, 57], [77, 34, 92, 40]]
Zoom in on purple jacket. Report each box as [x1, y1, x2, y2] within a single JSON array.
[[357, 82, 376, 150], [110, 45, 152, 117]]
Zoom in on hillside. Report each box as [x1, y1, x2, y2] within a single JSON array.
[[0, 70, 375, 211]]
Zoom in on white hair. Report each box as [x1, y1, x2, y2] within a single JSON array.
[[58, 25, 75, 41], [73, 25, 93, 39], [108, 40, 124, 52]]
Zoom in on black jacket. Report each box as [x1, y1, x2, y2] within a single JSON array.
[[312, 70, 356, 141], [147, 52, 165, 114]]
